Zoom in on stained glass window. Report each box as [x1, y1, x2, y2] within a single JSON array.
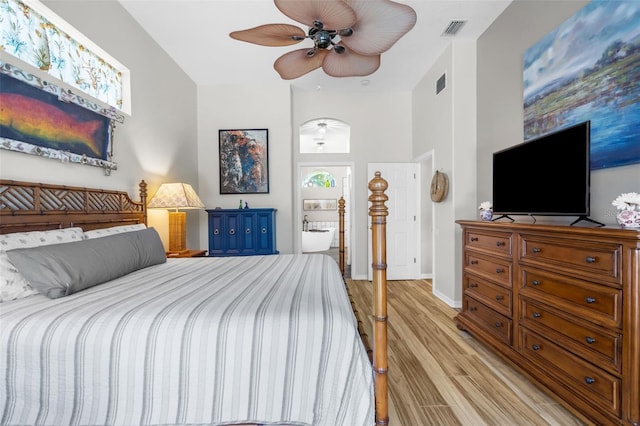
[[302, 171, 336, 188]]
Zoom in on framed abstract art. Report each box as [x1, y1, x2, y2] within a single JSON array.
[[219, 129, 269, 194]]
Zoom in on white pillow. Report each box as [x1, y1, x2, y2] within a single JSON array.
[[0, 227, 85, 302], [83, 223, 147, 239]]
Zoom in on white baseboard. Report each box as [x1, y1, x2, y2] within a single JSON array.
[[432, 288, 462, 309]]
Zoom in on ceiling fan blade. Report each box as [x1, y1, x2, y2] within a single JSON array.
[[275, 0, 357, 31], [230, 24, 306, 47], [322, 45, 380, 77], [274, 48, 329, 80], [341, 0, 417, 56]]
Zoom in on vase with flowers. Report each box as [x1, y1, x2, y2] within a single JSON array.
[[612, 192, 640, 228], [479, 201, 493, 221]]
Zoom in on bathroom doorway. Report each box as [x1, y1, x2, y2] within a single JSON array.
[[296, 163, 354, 277]]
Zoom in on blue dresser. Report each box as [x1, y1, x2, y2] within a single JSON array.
[[206, 208, 278, 256]]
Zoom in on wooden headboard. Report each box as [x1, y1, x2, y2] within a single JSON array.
[[0, 180, 147, 234]]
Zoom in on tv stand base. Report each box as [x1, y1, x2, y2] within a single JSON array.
[[570, 215, 605, 227], [492, 214, 514, 222]]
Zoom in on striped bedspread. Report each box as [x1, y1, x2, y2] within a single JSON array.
[[0, 254, 374, 426]]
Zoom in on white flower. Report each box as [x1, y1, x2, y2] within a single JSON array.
[[612, 192, 640, 211], [478, 201, 492, 211]]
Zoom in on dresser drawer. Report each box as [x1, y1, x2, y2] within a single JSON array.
[[520, 298, 621, 373], [463, 295, 512, 346], [520, 267, 621, 328], [520, 234, 620, 283], [520, 328, 621, 417], [465, 229, 512, 257], [464, 252, 512, 288], [464, 274, 512, 316]]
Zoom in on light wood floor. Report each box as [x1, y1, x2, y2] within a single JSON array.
[[346, 279, 588, 426]]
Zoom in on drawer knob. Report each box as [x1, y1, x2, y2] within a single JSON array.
[[532, 312, 541, 319], [469, 306, 477, 312], [532, 247, 541, 254], [532, 280, 541, 286], [495, 295, 504, 301], [585, 256, 596, 263], [469, 283, 478, 288], [229, 229, 235, 235], [532, 344, 541, 351], [246, 228, 251, 234], [585, 377, 595, 385], [214, 229, 220, 235], [470, 260, 478, 265], [494, 322, 502, 328], [586, 337, 596, 344], [496, 241, 506, 247], [585, 297, 596, 304], [470, 237, 479, 242], [495, 268, 505, 274]]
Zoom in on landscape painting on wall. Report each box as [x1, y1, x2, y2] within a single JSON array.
[[523, 0, 640, 170], [0, 73, 111, 161]]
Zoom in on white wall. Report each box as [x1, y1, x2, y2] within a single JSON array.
[[411, 40, 477, 306], [292, 90, 413, 278], [196, 84, 293, 253], [0, 1, 200, 250]]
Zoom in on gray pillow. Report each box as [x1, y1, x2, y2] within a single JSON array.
[[6, 228, 166, 299]]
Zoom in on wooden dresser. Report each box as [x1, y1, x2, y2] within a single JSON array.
[[455, 221, 640, 426]]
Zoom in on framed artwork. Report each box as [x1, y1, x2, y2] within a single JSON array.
[[523, 1, 640, 170], [303, 199, 337, 211], [0, 70, 117, 172], [219, 129, 269, 194]]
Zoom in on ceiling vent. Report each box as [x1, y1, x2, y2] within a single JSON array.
[[442, 20, 466, 36]]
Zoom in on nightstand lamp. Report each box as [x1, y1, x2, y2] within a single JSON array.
[[147, 182, 205, 253]]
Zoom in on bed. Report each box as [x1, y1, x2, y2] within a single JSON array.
[[0, 176, 390, 426]]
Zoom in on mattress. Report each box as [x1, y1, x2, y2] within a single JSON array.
[[0, 254, 374, 426]]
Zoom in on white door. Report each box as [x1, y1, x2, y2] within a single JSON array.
[[367, 163, 420, 280]]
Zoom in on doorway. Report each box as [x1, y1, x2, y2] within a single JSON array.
[[296, 163, 354, 276], [367, 162, 420, 280]]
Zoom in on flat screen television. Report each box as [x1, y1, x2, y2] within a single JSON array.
[[492, 120, 597, 225]]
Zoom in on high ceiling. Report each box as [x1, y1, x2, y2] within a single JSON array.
[[118, 0, 511, 92]]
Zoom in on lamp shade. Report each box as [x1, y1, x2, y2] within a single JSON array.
[[147, 183, 205, 210]]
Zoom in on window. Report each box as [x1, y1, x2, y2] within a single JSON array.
[[299, 118, 350, 153], [302, 170, 336, 188], [0, 0, 130, 113]]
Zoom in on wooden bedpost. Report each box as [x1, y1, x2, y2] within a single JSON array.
[[338, 196, 346, 277], [139, 180, 148, 226], [368, 171, 389, 426]]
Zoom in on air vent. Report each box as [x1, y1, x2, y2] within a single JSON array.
[[436, 73, 446, 95], [442, 20, 466, 36]]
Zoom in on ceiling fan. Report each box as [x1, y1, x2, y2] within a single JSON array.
[[229, 0, 417, 80]]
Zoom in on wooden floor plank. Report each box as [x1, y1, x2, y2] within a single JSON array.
[[346, 279, 586, 426]]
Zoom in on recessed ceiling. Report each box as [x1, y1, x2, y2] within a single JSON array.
[[118, 0, 511, 92]]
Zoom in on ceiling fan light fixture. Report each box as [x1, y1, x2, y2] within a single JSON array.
[[339, 0, 417, 56], [275, 0, 357, 33], [274, 48, 329, 80], [231, 0, 417, 79], [339, 28, 354, 37]]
